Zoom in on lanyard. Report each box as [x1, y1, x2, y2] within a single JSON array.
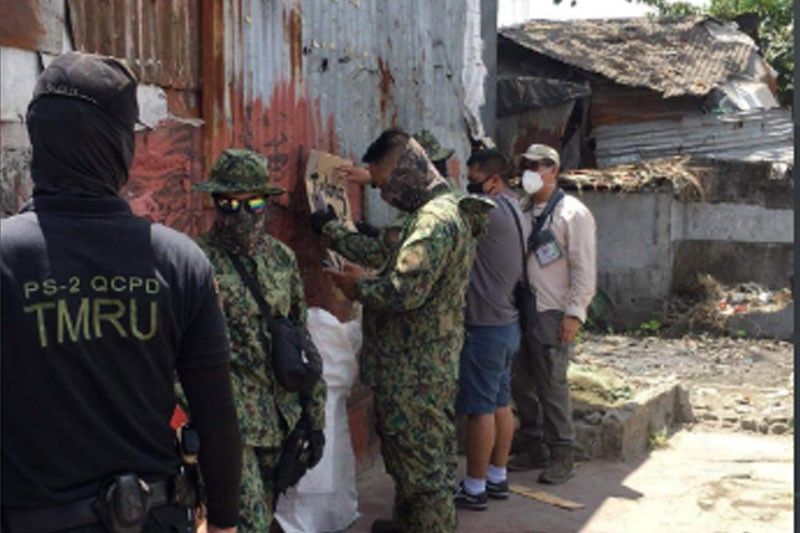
[[527, 189, 564, 253]]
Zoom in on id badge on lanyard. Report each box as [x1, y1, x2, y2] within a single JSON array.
[[530, 227, 563, 268]]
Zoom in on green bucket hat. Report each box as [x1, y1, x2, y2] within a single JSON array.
[[194, 149, 285, 195], [413, 129, 454, 162]]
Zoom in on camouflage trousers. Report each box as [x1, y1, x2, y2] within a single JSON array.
[[373, 381, 458, 533], [239, 445, 280, 533]]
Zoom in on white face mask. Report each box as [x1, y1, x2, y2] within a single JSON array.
[[522, 170, 543, 195]]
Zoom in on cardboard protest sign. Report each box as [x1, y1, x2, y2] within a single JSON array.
[[304, 150, 356, 268]]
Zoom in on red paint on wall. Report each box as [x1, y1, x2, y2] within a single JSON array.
[[127, 77, 359, 324], [0, 0, 45, 52], [347, 394, 379, 474], [164, 89, 202, 119], [284, 6, 303, 83], [215, 82, 359, 321], [123, 119, 211, 237], [377, 58, 395, 121], [448, 156, 462, 188]]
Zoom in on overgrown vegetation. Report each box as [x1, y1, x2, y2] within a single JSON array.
[[568, 364, 634, 413], [584, 289, 614, 333]]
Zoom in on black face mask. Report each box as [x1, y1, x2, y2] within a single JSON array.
[[466, 177, 490, 195], [211, 209, 268, 255], [27, 97, 135, 197]]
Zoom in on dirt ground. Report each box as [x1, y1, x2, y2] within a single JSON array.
[[573, 333, 794, 435]]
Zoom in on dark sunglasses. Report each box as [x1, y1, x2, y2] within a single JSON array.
[[213, 195, 267, 214], [523, 159, 553, 172]]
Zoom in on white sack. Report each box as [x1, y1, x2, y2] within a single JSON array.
[[275, 307, 362, 533]]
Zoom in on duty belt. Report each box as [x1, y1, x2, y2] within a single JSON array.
[[3, 479, 170, 533]]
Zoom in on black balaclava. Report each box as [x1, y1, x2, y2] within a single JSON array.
[[26, 52, 139, 197]]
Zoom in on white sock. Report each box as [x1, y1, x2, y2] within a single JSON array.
[[463, 476, 486, 495], [487, 464, 507, 484]]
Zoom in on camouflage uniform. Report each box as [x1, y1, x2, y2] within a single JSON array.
[[414, 128, 457, 187], [332, 130, 453, 265], [194, 150, 326, 532], [414, 129, 454, 160], [325, 214, 405, 270], [323, 139, 491, 532]]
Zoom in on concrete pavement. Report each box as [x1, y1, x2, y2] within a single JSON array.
[[346, 429, 793, 532]]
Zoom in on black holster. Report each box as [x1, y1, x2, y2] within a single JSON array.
[[3, 475, 182, 533], [93, 474, 153, 533], [272, 416, 313, 510], [173, 424, 202, 510]]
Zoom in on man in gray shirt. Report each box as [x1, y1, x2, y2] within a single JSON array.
[[453, 150, 531, 511]]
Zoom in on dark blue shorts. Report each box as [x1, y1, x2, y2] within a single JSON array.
[[456, 322, 521, 415]]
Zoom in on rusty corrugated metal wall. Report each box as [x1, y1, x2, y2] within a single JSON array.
[[198, 0, 479, 319], [205, 0, 474, 227], [1, 0, 479, 288], [67, 0, 202, 118], [1, 0, 486, 470], [0, 0, 64, 214], [0, 0, 480, 333], [67, 0, 200, 90]]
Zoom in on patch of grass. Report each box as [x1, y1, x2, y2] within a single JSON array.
[[637, 318, 662, 337], [569, 364, 634, 413], [648, 428, 670, 450]]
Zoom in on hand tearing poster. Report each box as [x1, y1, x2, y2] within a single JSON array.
[[304, 150, 356, 269]]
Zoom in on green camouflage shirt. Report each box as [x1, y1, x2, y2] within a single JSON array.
[[324, 190, 491, 390], [322, 180, 456, 270], [197, 233, 326, 447], [322, 215, 406, 270]]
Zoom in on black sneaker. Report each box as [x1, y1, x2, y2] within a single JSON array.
[[453, 481, 489, 511], [486, 478, 509, 499]]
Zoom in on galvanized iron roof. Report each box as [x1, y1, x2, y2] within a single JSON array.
[[497, 76, 591, 116], [499, 16, 756, 97], [593, 108, 794, 167]]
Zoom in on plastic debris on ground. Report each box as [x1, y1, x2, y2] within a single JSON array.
[[665, 274, 792, 336]]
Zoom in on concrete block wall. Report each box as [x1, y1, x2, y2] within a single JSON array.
[[670, 201, 794, 291], [671, 159, 795, 292], [575, 160, 794, 330], [576, 189, 675, 328]]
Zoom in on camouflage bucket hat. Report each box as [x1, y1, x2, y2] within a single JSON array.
[[413, 129, 454, 162], [194, 149, 285, 195]]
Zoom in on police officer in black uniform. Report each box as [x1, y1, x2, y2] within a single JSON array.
[[1, 52, 242, 532]]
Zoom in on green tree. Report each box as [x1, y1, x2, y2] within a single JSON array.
[[705, 0, 793, 106]]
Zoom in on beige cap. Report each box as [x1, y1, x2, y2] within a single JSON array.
[[522, 144, 560, 167]]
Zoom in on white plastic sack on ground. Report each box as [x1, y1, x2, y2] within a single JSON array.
[[275, 307, 362, 533]]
